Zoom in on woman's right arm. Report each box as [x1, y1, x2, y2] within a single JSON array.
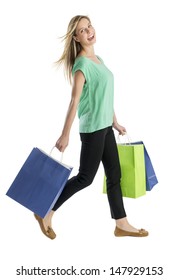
[[55, 71, 85, 152]]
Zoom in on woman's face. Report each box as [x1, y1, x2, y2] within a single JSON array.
[[74, 18, 96, 47]]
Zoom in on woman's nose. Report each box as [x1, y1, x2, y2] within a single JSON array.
[[85, 28, 90, 34]]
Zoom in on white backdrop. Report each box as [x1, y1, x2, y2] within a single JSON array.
[[0, 0, 178, 279]]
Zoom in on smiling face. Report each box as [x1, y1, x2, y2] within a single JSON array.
[[74, 18, 96, 47]]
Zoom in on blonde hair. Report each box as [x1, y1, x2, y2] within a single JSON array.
[[56, 15, 90, 83]]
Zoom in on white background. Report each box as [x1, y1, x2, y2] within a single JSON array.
[[0, 0, 178, 279]]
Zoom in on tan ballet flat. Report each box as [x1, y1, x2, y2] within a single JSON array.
[[114, 226, 149, 237], [34, 213, 56, 240]]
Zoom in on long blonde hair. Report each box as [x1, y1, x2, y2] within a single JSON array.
[[56, 15, 90, 84]]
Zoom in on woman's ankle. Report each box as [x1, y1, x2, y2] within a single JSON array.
[[44, 211, 55, 228], [115, 217, 139, 232], [116, 217, 128, 227]]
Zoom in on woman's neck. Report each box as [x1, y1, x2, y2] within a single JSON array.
[[80, 46, 95, 57]]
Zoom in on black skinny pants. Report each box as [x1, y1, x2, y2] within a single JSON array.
[[53, 126, 126, 219]]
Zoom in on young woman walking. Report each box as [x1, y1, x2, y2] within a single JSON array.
[[34, 15, 148, 239]]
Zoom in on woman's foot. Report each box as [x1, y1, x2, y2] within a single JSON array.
[[34, 211, 56, 239], [115, 217, 148, 237], [43, 210, 55, 230]]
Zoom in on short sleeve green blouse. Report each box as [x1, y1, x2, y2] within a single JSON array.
[[72, 56, 114, 133]]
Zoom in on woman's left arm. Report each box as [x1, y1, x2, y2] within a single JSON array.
[[113, 112, 127, 135]]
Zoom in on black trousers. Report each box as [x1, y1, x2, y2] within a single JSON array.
[[53, 126, 126, 219]]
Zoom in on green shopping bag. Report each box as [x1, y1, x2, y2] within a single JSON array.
[[103, 143, 146, 198]]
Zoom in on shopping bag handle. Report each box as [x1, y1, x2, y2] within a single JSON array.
[[117, 133, 132, 144], [49, 146, 63, 162]]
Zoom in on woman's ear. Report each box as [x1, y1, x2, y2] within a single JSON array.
[[73, 36, 79, 42]]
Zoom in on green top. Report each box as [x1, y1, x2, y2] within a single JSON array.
[[72, 56, 114, 133]]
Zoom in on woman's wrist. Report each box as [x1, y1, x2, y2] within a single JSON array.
[[113, 121, 119, 129]]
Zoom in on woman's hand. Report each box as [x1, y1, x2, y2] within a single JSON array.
[[114, 124, 127, 135], [55, 135, 69, 152], [113, 122, 127, 135], [113, 112, 127, 135]]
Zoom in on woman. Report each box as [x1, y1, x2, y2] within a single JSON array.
[[34, 15, 148, 239]]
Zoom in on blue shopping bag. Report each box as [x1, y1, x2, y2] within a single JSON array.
[[130, 141, 158, 191], [6, 147, 72, 218]]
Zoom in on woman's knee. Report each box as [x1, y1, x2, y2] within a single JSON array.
[[77, 173, 94, 188]]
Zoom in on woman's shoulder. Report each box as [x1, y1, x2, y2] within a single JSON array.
[[72, 56, 88, 75], [74, 55, 86, 65], [72, 55, 104, 73], [75, 55, 88, 64], [73, 56, 88, 70], [74, 55, 104, 66]]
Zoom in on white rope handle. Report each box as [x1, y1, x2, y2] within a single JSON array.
[[117, 133, 132, 145], [49, 146, 63, 162]]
